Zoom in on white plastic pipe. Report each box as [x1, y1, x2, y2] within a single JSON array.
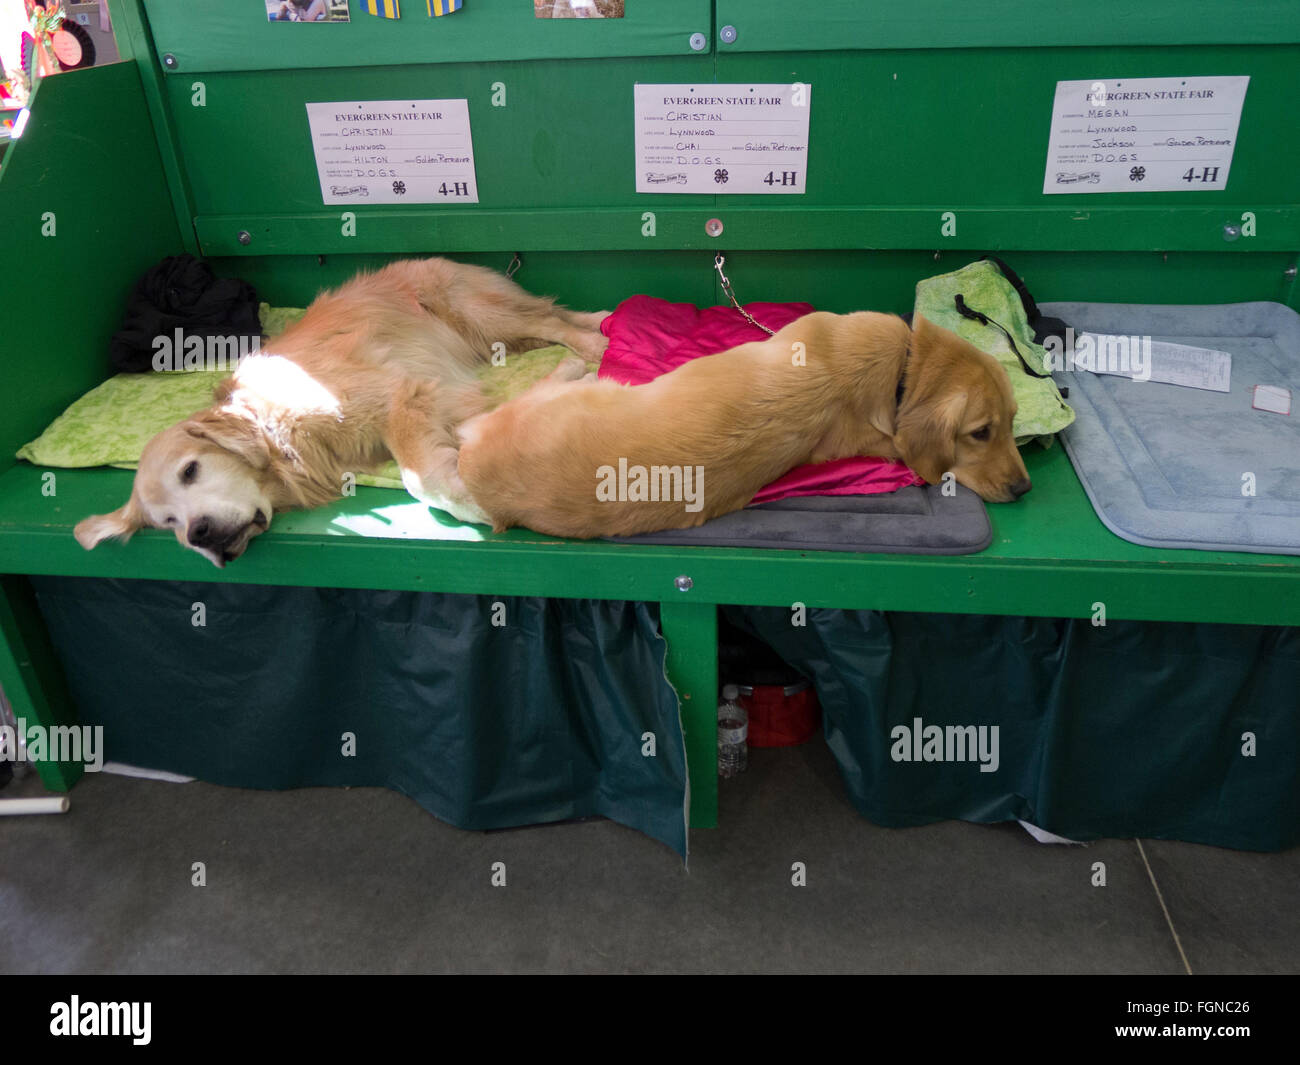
[[0, 796, 70, 816]]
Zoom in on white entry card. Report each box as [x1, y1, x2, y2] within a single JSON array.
[[306, 99, 479, 205], [634, 83, 811, 194], [1043, 76, 1249, 194]]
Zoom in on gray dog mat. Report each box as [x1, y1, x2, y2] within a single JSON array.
[[604, 484, 992, 554], [1040, 300, 1300, 555]]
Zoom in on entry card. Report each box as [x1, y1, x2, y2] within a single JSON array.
[[1043, 76, 1249, 194], [634, 83, 811, 194], [306, 99, 479, 205]]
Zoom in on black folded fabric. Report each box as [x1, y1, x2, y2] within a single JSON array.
[[109, 255, 261, 372]]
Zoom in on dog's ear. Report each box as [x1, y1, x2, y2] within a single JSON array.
[[74, 498, 146, 550], [895, 390, 967, 485], [185, 410, 270, 471], [911, 313, 940, 341]]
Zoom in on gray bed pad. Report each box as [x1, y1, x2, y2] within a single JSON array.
[[1040, 300, 1300, 555], [604, 484, 992, 554]]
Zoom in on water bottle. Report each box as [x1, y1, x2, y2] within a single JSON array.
[[717, 683, 748, 778]]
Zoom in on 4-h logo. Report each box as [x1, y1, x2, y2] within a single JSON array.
[[1129, 166, 1146, 182], [713, 169, 729, 184], [392, 180, 407, 195]]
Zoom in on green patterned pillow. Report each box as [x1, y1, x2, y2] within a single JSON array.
[[914, 261, 1075, 445], [16, 304, 587, 491], [16, 369, 233, 470]]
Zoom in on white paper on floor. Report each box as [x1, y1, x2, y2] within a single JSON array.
[[101, 762, 195, 783], [1018, 820, 1083, 845]]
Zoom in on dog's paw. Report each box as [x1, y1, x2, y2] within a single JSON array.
[[574, 330, 609, 364], [548, 354, 589, 383]]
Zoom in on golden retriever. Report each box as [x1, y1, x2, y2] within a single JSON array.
[[74, 257, 609, 566], [457, 312, 1031, 539]]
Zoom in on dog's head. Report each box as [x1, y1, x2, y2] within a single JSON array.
[[892, 316, 1031, 503], [74, 410, 274, 567]]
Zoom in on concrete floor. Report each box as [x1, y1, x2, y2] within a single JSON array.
[[1, 739, 1296, 974]]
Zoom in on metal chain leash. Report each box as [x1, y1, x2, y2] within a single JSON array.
[[714, 253, 775, 336]]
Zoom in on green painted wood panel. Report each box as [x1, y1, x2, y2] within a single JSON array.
[[142, 0, 711, 74], [682, 249, 1300, 315], [209, 248, 1299, 327], [207, 250, 717, 312], [0, 62, 183, 463], [165, 56, 712, 217], [714, 45, 1299, 207], [196, 206, 1300, 257], [715, 0, 1300, 52], [160, 44, 1299, 258], [0, 576, 82, 791]]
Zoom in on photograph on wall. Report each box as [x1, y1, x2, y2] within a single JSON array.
[[535, 1, 624, 18], [266, 0, 351, 22]]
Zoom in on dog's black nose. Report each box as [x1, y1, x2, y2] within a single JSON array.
[[187, 517, 215, 546], [1008, 477, 1033, 499]]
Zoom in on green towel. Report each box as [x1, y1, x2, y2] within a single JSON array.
[[17, 303, 590, 490], [914, 262, 1074, 444]]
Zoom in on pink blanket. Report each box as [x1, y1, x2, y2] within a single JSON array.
[[598, 296, 922, 504]]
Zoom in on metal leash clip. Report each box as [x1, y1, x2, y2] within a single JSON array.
[[714, 253, 775, 336]]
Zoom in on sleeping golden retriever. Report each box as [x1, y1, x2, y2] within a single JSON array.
[[457, 312, 1031, 539], [74, 257, 608, 566]]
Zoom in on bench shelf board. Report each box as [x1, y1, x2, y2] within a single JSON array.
[[2, 444, 1297, 626]]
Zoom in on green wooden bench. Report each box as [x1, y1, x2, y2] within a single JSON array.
[[2, 0, 1297, 828]]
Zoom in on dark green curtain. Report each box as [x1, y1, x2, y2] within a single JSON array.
[[727, 607, 1300, 851], [32, 578, 688, 856]]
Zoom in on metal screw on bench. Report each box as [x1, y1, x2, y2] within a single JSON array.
[[161, 53, 177, 70], [706, 218, 724, 237], [719, 25, 738, 44], [1222, 223, 1241, 242], [1286, 265, 1298, 279], [674, 575, 694, 592], [237, 230, 251, 246], [689, 32, 706, 51]]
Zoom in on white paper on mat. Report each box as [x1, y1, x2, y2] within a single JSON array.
[[1076, 333, 1233, 392], [1253, 385, 1293, 415]]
